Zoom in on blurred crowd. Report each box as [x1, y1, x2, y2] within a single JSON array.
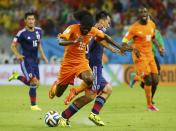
[[0, 0, 176, 64], [0, 0, 176, 37]]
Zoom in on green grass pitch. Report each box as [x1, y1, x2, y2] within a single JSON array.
[[0, 85, 176, 131]]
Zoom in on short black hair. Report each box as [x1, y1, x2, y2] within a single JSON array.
[[24, 12, 36, 19], [138, 6, 148, 13], [74, 10, 94, 27], [96, 11, 110, 22]]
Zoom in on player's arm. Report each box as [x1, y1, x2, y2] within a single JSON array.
[[57, 25, 83, 46], [103, 34, 123, 50], [93, 28, 123, 52], [11, 40, 24, 61], [152, 37, 165, 56], [122, 29, 141, 58], [154, 30, 165, 56], [38, 42, 48, 64], [58, 34, 82, 46], [99, 40, 123, 55]]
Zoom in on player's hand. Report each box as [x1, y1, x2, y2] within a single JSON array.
[[158, 46, 165, 57], [16, 54, 25, 61], [133, 48, 141, 58], [74, 36, 83, 43], [121, 44, 133, 52], [111, 48, 125, 55]]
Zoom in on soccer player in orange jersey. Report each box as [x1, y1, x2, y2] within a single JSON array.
[[122, 7, 164, 111], [48, 11, 122, 126]]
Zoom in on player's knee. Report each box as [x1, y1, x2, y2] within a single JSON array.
[[86, 95, 95, 102], [85, 90, 96, 101], [55, 85, 67, 97], [84, 75, 94, 86], [30, 77, 40, 87], [152, 75, 159, 85], [144, 75, 152, 86], [55, 90, 63, 97], [104, 84, 112, 95]]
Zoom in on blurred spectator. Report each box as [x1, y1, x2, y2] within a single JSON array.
[[0, 48, 10, 64]]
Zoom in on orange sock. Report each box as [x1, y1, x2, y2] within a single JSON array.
[[74, 81, 88, 94], [144, 85, 152, 106]]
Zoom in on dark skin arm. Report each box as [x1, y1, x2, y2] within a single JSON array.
[[99, 40, 123, 55], [121, 42, 141, 58], [57, 34, 83, 46], [104, 34, 122, 50], [152, 38, 165, 56]]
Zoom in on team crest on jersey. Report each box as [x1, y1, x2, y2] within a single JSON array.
[[27, 36, 31, 39], [36, 31, 40, 40]]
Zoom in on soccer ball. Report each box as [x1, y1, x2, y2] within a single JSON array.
[[44, 110, 61, 127]]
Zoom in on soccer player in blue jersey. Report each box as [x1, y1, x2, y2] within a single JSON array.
[[8, 12, 48, 111], [63, 11, 121, 126]]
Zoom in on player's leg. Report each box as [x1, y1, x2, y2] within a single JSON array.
[[61, 69, 95, 120], [61, 89, 96, 120], [8, 61, 30, 85], [64, 81, 88, 105], [89, 77, 112, 126], [29, 64, 41, 111], [49, 64, 77, 99], [151, 56, 160, 100], [151, 73, 159, 98], [129, 72, 144, 88], [132, 53, 157, 110], [49, 80, 69, 99], [79, 70, 94, 86], [64, 67, 94, 105], [143, 75, 152, 106]]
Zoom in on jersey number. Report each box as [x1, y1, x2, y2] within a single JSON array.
[[78, 42, 86, 50], [33, 40, 38, 47]]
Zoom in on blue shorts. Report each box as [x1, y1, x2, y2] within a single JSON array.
[[91, 65, 108, 92], [20, 58, 39, 81]]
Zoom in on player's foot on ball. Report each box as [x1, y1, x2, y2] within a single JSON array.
[[8, 71, 19, 81], [129, 72, 136, 88], [31, 105, 42, 111], [148, 105, 159, 112], [59, 117, 70, 127], [64, 88, 77, 105], [49, 81, 57, 99], [88, 112, 105, 126]]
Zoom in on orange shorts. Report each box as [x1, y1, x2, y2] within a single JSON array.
[[58, 60, 91, 86], [132, 52, 158, 76]]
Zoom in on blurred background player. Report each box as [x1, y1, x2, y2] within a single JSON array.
[[122, 7, 164, 111], [129, 17, 165, 104], [64, 11, 122, 126], [48, 10, 123, 126], [8, 12, 48, 111]]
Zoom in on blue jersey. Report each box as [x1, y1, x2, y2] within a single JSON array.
[[88, 39, 104, 66], [13, 27, 42, 60]]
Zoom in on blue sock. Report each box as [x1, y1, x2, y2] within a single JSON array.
[[92, 96, 106, 114], [62, 103, 79, 119], [29, 86, 37, 106]]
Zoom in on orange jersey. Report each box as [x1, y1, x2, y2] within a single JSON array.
[[59, 24, 105, 64], [123, 20, 155, 54]]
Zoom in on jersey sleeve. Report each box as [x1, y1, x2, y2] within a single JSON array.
[[59, 25, 73, 40], [122, 26, 135, 43], [92, 27, 105, 39], [155, 29, 165, 47], [150, 20, 156, 38], [13, 30, 23, 44]]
